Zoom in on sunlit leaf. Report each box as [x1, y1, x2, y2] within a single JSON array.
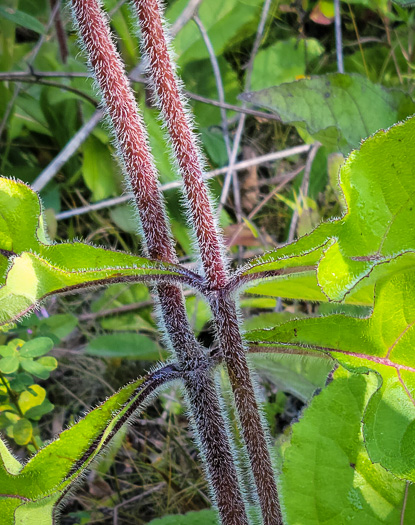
[[0, 177, 193, 329], [240, 116, 415, 303], [246, 269, 415, 481]]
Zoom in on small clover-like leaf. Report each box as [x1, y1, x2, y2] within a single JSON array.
[[19, 338, 53, 358], [12, 418, 32, 446]]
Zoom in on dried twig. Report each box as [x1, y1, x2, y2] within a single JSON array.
[[55, 145, 311, 220], [32, 109, 104, 191], [218, 0, 273, 220]]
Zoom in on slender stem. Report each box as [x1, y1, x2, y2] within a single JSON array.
[[71, 2, 247, 523], [133, 1, 282, 522], [211, 293, 281, 525], [134, 0, 228, 289], [334, 0, 344, 73]]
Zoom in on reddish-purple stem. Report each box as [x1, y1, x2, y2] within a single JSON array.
[[71, 1, 248, 523], [133, 1, 282, 523]]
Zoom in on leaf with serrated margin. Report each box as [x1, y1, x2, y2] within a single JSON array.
[[0, 177, 193, 328], [0, 364, 180, 522], [280, 366, 415, 524], [246, 269, 415, 481], [240, 73, 415, 154], [238, 116, 415, 303]]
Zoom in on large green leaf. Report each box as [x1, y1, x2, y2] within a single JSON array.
[[246, 269, 415, 481], [84, 333, 165, 360], [0, 178, 193, 328], [0, 363, 180, 522], [238, 116, 415, 303], [241, 73, 415, 154], [280, 366, 415, 524]]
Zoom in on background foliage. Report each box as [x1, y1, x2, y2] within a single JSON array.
[[0, 0, 414, 523]]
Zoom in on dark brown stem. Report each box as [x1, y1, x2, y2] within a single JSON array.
[[132, 1, 282, 522], [211, 293, 281, 525], [71, 2, 247, 523]]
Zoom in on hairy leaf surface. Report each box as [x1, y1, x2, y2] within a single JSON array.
[[247, 269, 415, 481], [0, 178, 191, 328], [240, 116, 415, 303]]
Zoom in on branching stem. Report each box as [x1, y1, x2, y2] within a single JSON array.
[[71, 1, 248, 523], [133, 1, 282, 522]]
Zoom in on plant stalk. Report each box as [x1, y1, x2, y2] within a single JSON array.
[[132, 0, 282, 522], [71, 1, 248, 522]]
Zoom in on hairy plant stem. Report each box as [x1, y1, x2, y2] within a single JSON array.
[[133, 0, 282, 522], [71, 1, 247, 523]]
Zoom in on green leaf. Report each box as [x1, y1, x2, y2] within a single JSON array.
[[13, 418, 32, 446], [19, 337, 53, 358], [84, 333, 165, 360], [20, 359, 51, 380], [280, 367, 414, 524], [0, 6, 44, 34], [147, 510, 219, 525], [241, 73, 415, 154], [251, 38, 324, 92], [82, 135, 119, 201], [36, 356, 57, 372], [241, 116, 415, 303], [0, 364, 179, 502], [0, 355, 19, 374], [13, 493, 60, 525], [25, 399, 54, 421], [246, 269, 415, 481], [170, 0, 260, 67], [249, 353, 333, 402], [37, 313, 77, 340], [18, 385, 46, 415], [0, 436, 22, 475], [0, 178, 192, 329]]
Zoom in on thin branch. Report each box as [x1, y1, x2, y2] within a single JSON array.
[[218, 0, 273, 219], [334, 0, 344, 73], [113, 483, 166, 525], [56, 145, 311, 220], [32, 109, 104, 191], [193, 15, 232, 159], [0, 70, 282, 121], [170, 0, 203, 37], [0, 75, 98, 106]]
